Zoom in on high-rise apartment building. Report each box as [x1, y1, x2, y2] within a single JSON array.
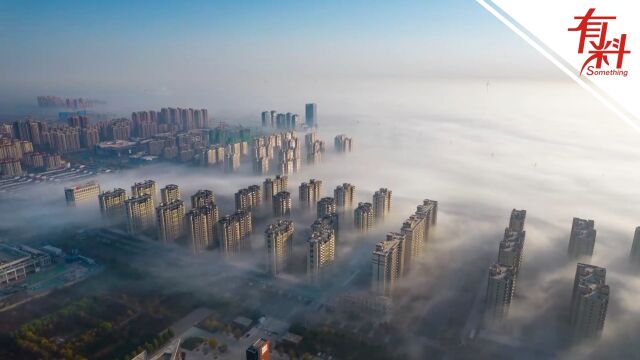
[[191, 189, 215, 208], [64, 181, 101, 205], [131, 180, 157, 205], [263, 175, 288, 202], [261, 111, 273, 128], [156, 200, 185, 242], [317, 197, 336, 218], [334, 134, 353, 152], [307, 224, 336, 283], [509, 209, 527, 233], [334, 183, 355, 211], [265, 220, 294, 276], [372, 188, 392, 223], [272, 191, 292, 217], [570, 263, 609, 342], [0, 159, 23, 177], [354, 202, 374, 232], [160, 184, 180, 203], [224, 152, 240, 173], [299, 179, 322, 209], [187, 204, 218, 254], [371, 234, 404, 297], [217, 210, 252, 255], [312, 213, 339, 242], [305, 103, 317, 128], [125, 194, 155, 234], [630, 227, 640, 265], [98, 188, 127, 219], [568, 218, 597, 259], [235, 185, 262, 212], [498, 228, 526, 276], [401, 213, 427, 273], [486, 263, 516, 319]]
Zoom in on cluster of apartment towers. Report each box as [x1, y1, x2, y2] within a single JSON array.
[[485, 211, 619, 343], [92, 177, 437, 287]]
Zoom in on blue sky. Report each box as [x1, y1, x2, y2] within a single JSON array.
[[0, 0, 557, 111]]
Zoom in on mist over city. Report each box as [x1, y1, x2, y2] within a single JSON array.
[[1, 1, 639, 360]]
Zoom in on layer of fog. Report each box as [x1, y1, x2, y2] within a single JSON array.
[[2, 79, 640, 358]]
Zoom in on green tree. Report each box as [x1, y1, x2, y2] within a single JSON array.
[[208, 338, 218, 350]]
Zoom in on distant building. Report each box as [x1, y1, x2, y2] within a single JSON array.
[[334, 134, 353, 152], [307, 224, 336, 283], [246, 338, 270, 360], [498, 228, 526, 276], [372, 188, 392, 223], [0, 159, 23, 177], [509, 209, 527, 233], [98, 188, 127, 220], [305, 103, 317, 128], [486, 263, 516, 319], [187, 204, 218, 253], [261, 111, 273, 128], [125, 194, 155, 234], [334, 183, 355, 212], [224, 152, 240, 173], [371, 234, 404, 296], [156, 200, 185, 242], [263, 175, 288, 202], [272, 191, 292, 217], [131, 180, 157, 206], [265, 220, 294, 276], [630, 227, 640, 265], [354, 202, 374, 232], [312, 213, 339, 242], [317, 197, 336, 218], [191, 189, 215, 208], [160, 184, 181, 203], [64, 181, 100, 205], [400, 212, 427, 273], [217, 210, 252, 255], [235, 185, 262, 212], [570, 263, 609, 342], [568, 217, 597, 259], [299, 179, 322, 209]]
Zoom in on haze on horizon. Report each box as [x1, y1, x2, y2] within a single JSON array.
[[0, 0, 562, 116]]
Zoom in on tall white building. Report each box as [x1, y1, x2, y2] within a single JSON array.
[[156, 200, 185, 242], [263, 175, 288, 202], [334, 183, 355, 211], [299, 179, 322, 209], [485, 263, 516, 319], [217, 210, 252, 255], [265, 220, 294, 276], [272, 191, 292, 217], [317, 197, 336, 218], [371, 233, 404, 297], [630, 226, 640, 265], [187, 204, 218, 254], [372, 188, 392, 223], [235, 185, 262, 212], [131, 180, 157, 206], [570, 263, 609, 342], [160, 184, 180, 203], [124, 194, 155, 234], [307, 224, 336, 284], [354, 202, 374, 232], [568, 217, 597, 259]]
